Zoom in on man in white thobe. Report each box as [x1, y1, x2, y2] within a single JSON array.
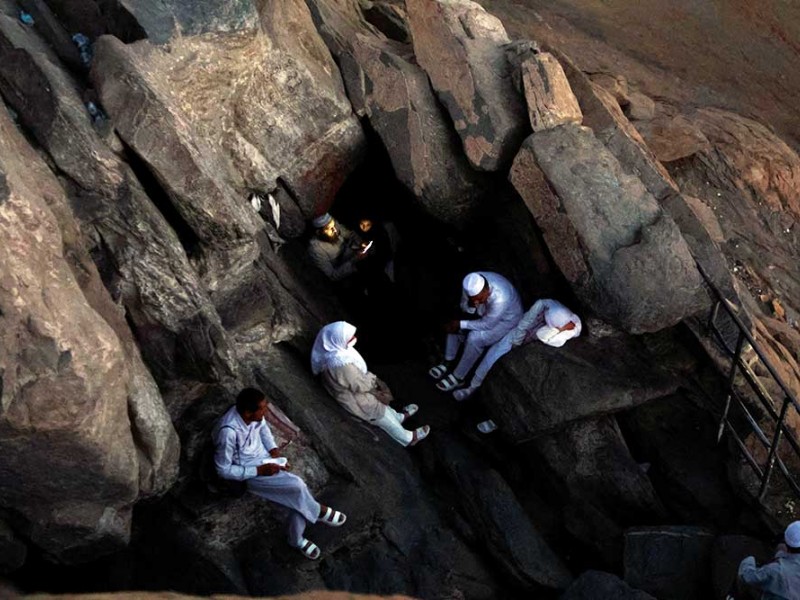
[[429, 272, 523, 391], [454, 298, 582, 401], [213, 388, 346, 560]]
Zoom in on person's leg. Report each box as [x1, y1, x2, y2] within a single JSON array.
[[286, 510, 307, 548], [373, 409, 414, 446], [247, 472, 321, 524], [452, 331, 490, 380], [471, 331, 515, 388], [444, 333, 463, 362]]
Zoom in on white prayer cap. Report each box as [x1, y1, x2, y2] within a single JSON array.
[[545, 304, 575, 329], [311, 213, 333, 229], [463, 273, 486, 296], [785, 521, 800, 548]]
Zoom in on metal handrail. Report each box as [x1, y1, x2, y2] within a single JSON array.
[[694, 262, 800, 503]]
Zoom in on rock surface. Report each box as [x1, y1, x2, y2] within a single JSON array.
[[481, 329, 678, 439], [624, 526, 715, 600], [506, 43, 582, 132], [0, 103, 146, 562], [510, 123, 709, 333], [306, 0, 488, 228], [561, 570, 655, 600], [406, 0, 528, 171]]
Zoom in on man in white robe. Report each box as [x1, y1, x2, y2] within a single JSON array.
[[429, 272, 523, 391], [213, 388, 347, 560], [454, 298, 582, 402]]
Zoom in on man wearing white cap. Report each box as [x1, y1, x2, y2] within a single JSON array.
[[737, 520, 800, 599], [307, 213, 365, 281], [453, 298, 582, 402], [429, 271, 523, 391]]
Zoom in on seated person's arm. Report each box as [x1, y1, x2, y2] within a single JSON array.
[[309, 244, 358, 281], [339, 363, 379, 394], [259, 421, 279, 456], [214, 428, 257, 481], [510, 300, 547, 345], [738, 556, 779, 589], [461, 296, 507, 332]]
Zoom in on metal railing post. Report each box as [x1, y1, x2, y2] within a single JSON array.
[[717, 331, 745, 443], [758, 396, 791, 501]]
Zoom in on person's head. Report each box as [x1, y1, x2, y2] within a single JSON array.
[[463, 273, 490, 308], [358, 218, 373, 234], [312, 213, 339, 242], [236, 388, 268, 424], [785, 521, 800, 553]]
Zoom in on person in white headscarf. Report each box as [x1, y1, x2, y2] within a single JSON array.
[[453, 298, 582, 402], [429, 272, 523, 392], [312, 321, 430, 446]]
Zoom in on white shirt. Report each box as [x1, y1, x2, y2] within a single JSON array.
[[459, 271, 523, 334], [212, 405, 278, 481]]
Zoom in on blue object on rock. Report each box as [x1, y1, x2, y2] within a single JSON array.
[[19, 11, 35, 25], [72, 33, 93, 66]]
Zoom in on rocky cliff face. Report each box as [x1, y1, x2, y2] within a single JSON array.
[[1, 0, 799, 599]]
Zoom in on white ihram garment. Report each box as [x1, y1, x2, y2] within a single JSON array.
[[445, 272, 523, 380], [213, 406, 320, 547]]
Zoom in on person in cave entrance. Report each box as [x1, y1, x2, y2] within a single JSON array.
[[356, 213, 399, 283], [428, 271, 523, 393], [312, 321, 431, 447], [736, 520, 800, 599], [213, 388, 347, 561], [307, 212, 366, 283]]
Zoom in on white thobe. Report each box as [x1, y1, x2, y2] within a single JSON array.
[[213, 406, 320, 546], [470, 299, 581, 388], [445, 272, 523, 380]]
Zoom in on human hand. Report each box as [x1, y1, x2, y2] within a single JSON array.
[[257, 463, 283, 476], [559, 321, 576, 332], [269, 448, 282, 458]]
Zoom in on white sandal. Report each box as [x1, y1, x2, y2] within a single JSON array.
[[453, 386, 477, 401], [297, 538, 321, 560], [436, 373, 464, 391], [428, 363, 449, 380], [399, 404, 419, 423], [319, 506, 347, 527], [476, 419, 497, 434], [409, 425, 431, 446]]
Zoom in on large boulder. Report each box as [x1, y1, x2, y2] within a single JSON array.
[[510, 124, 709, 333], [624, 526, 715, 600], [481, 327, 679, 439], [506, 42, 582, 132], [432, 434, 573, 591], [561, 570, 655, 600], [526, 418, 666, 565], [406, 0, 529, 171], [0, 11, 236, 385], [619, 394, 740, 527], [0, 105, 141, 562], [305, 0, 488, 228]]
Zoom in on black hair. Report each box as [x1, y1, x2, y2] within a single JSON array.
[[236, 388, 266, 414]]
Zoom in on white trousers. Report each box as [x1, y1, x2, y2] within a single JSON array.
[[374, 407, 413, 446], [247, 471, 321, 547], [445, 325, 514, 380], [470, 330, 516, 387]]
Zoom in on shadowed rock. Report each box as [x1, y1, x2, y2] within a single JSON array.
[[561, 570, 655, 600], [482, 331, 678, 439]]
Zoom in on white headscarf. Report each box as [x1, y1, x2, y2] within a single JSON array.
[[310, 321, 368, 375]]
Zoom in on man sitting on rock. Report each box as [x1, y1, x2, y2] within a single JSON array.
[[737, 520, 800, 599], [307, 212, 365, 282], [429, 272, 523, 392], [213, 388, 347, 561], [453, 298, 582, 402]]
